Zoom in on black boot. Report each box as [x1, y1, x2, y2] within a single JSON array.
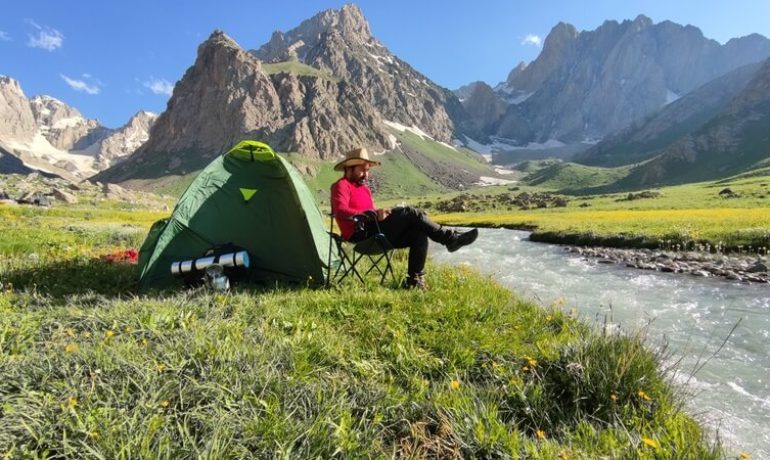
[[446, 228, 479, 253], [404, 272, 427, 290]]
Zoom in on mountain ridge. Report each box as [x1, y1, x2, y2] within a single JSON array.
[[461, 15, 770, 149], [0, 75, 156, 179]]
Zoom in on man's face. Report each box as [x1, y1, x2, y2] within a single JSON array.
[[348, 164, 370, 184]]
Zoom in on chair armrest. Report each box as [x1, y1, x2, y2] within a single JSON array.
[[350, 210, 377, 223]]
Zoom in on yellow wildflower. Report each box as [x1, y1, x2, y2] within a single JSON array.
[[522, 366, 529, 372], [545, 315, 553, 321], [67, 397, 78, 408], [65, 343, 79, 353], [159, 399, 170, 408], [739, 453, 750, 459], [87, 431, 100, 440], [610, 393, 617, 401], [156, 362, 165, 372], [536, 430, 546, 440], [637, 389, 652, 401], [450, 379, 461, 391], [641, 437, 659, 448], [526, 357, 538, 367], [559, 450, 569, 460], [65, 328, 75, 337], [104, 329, 115, 339]]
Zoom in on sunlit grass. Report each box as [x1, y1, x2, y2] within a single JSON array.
[[432, 174, 770, 250], [0, 206, 725, 458]]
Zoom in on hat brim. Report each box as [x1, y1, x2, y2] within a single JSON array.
[[333, 157, 381, 171]]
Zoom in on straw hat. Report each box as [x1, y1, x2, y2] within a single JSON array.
[[333, 147, 381, 171]]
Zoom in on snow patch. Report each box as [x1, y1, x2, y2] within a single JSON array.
[[494, 166, 516, 175], [505, 139, 566, 151], [665, 89, 680, 105], [6, 132, 97, 173], [474, 176, 517, 186], [438, 141, 457, 151], [463, 136, 493, 155], [504, 92, 534, 104], [382, 120, 433, 140], [494, 84, 533, 104], [52, 116, 86, 129], [386, 133, 398, 149]]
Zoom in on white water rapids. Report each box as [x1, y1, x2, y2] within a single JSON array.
[[430, 228, 770, 457]]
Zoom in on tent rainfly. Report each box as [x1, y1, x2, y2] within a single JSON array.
[[137, 140, 334, 291]]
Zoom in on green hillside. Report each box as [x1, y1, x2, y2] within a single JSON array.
[[523, 162, 632, 192]]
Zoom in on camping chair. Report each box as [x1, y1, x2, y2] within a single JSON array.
[[326, 211, 396, 287]]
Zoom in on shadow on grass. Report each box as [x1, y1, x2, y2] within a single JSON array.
[[2, 257, 401, 303], [2, 258, 138, 300]]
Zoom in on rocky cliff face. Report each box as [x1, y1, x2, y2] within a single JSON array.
[[106, 29, 389, 180], [478, 16, 770, 145], [252, 4, 463, 144], [94, 111, 158, 169], [0, 76, 154, 178], [616, 56, 770, 187], [456, 81, 506, 138], [0, 76, 37, 141], [100, 5, 473, 184], [29, 95, 111, 151], [575, 61, 762, 167]]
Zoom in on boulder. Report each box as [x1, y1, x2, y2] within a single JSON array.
[[52, 188, 78, 204]]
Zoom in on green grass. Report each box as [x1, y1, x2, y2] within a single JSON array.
[[0, 202, 724, 458], [394, 130, 490, 175], [524, 161, 633, 192], [430, 173, 770, 251], [0, 205, 164, 255]]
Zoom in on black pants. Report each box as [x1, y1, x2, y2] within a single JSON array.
[[351, 206, 453, 277]]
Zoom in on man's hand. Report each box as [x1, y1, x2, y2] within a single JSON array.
[[375, 208, 391, 221]]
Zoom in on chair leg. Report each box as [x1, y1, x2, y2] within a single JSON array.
[[329, 234, 396, 287]]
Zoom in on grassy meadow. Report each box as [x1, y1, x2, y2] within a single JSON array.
[[428, 174, 770, 252], [0, 198, 724, 458]]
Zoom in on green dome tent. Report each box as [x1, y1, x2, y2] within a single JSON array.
[[137, 140, 334, 291]]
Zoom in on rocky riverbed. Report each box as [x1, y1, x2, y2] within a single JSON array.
[[565, 246, 769, 284]]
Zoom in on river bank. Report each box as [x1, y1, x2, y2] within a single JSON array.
[[430, 228, 770, 458], [562, 245, 769, 284]]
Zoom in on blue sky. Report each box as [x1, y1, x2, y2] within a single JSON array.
[[2, 0, 769, 128]]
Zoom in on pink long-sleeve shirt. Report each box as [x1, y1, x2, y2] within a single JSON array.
[[331, 177, 374, 240]]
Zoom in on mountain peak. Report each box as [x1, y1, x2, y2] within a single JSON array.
[[30, 95, 65, 107], [252, 4, 374, 62], [200, 29, 243, 54], [632, 14, 653, 28], [0, 75, 23, 94]]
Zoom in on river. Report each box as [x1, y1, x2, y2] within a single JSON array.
[[430, 228, 770, 458]]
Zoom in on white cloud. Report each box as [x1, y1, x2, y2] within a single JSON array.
[[143, 77, 174, 96], [521, 34, 543, 47], [26, 20, 64, 51], [61, 74, 100, 95], [0, 31, 11, 41]]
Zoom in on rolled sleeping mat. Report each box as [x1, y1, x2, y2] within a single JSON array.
[[170, 250, 249, 275]]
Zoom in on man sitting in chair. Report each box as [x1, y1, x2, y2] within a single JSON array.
[[331, 147, 479, 289]]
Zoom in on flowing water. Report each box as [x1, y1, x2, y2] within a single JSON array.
[[430, 228, 770, 457]]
